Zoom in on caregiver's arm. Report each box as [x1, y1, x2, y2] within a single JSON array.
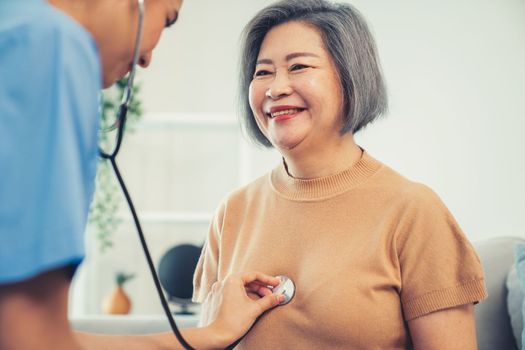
[[76, 272, 284, 350], [0, 268, 83, 350], [408, 303, 477, 350]]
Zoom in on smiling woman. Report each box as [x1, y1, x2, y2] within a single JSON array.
[[250, 23, 347, 154], [193, 1, 488, 349]]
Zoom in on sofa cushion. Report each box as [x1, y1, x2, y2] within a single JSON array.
[[473, 237, 524, 350], [507, 265, 523, 350], [514, 244, 525, 350]]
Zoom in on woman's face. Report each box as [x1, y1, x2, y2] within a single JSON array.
[[96, 0, 182, 87], [249, 21, 344, 152]]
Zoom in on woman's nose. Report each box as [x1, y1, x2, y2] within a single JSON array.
[[266, 72, 293, 99], [139, 52, 152, 68]]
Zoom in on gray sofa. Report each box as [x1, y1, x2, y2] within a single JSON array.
[[474, 236, 524, 350], [72, 237, 524, 349]]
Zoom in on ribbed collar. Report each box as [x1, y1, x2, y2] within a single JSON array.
[[270, 150, 383, 201]]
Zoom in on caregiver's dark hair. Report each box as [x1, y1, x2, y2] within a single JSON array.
[[238, 0, 388, 147]]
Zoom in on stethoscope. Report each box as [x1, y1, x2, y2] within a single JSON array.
[[98, 1, 295, 349]]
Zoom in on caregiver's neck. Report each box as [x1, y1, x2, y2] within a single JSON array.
[[282, 134, 362, 180]]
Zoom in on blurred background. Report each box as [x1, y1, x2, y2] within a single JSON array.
[[69, 0, 525, 317]]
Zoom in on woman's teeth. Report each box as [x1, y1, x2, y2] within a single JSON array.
[[270, 108, 302, 118]]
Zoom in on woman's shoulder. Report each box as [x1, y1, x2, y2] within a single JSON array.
[[216, 169, 275, 209], [368, 158, 445, 210]]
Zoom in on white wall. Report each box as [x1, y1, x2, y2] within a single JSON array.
[[140, 0, 525, 241], [71, 0, 525, 316]]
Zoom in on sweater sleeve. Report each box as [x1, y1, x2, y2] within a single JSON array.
[[192, 202, 225, 303], [394, 184, 487, 321]]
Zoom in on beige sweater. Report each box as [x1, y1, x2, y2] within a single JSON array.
[[193, 151, 487, 349]]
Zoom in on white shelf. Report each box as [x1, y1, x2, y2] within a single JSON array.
[[70, 314, 200, 333], [137, 112, 237, 129], [78, 111, 265, 315]]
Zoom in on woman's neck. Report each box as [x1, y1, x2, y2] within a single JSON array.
[[282, 134, 362, 179]]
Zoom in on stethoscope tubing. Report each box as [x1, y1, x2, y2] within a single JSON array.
[[104, 151, 196, 349], [104, 111, 258, 350], [97, 0, 269, 347]]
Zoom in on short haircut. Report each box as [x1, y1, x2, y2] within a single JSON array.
[[238, 0, 388, 148]]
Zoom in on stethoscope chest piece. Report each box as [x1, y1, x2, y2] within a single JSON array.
[[273, 275, 296, 305]]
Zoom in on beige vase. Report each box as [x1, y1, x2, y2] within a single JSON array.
[[103, 272, 134, 315]]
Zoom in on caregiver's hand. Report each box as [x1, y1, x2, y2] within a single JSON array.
[[201, 271, 284, 346]]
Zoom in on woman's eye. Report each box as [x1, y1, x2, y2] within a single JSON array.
[[254, 70, 272, 77], [290, 64, 309, 71]]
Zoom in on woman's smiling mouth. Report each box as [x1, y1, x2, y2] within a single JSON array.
[[266, 106, 307, 121]]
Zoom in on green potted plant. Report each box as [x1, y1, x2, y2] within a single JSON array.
[[89, 78, 143, 252]]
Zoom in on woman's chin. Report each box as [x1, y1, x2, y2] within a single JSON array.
[[271, 136, 306, 152], [268, 122, 311, 152]]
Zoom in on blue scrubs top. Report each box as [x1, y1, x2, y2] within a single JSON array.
[[0, 0, 102, 284]]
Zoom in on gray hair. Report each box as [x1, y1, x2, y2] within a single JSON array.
[[238, 0, 388, 148]]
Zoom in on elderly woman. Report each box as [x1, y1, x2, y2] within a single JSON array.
[[193, 0, 487, 349]]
